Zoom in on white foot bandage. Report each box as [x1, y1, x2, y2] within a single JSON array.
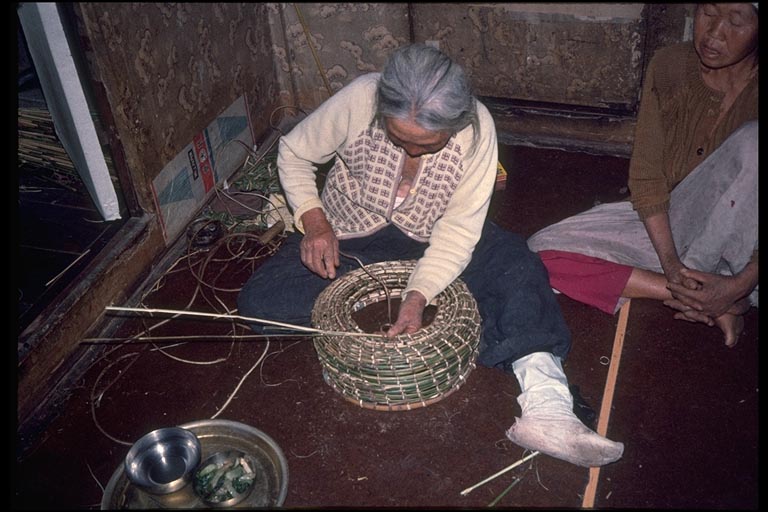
[[506, 415, 623, 467], [509, 352, 624, 467]]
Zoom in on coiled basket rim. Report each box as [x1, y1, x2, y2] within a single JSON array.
[[311, 260, 481, 411]]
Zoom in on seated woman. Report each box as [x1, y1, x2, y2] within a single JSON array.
[[527, 3, 758, 347], [238, 44, 623, 467]]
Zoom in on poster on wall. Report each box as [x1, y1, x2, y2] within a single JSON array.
[[151, 94, 254, 243]]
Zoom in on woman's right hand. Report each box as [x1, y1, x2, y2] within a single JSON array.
[[659, 259, 717, 325], [642, 212, 698, 289], [384, 290, 427, 338], [662, 259, 701, 290], [299, 208, 339, 279]]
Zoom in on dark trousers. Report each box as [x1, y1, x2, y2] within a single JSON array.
[[237, 221, 571, 374]]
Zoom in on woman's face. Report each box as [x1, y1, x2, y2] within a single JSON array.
[[693, 3, 758, 70], [384, 117, 452, 158]]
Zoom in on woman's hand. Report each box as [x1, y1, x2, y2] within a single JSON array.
[[666, 268, 747, 319], [641, 212, 700, 290], [385, 291, 427, 337], [299, 208, 339, 279], [662, 260, 701, 290]]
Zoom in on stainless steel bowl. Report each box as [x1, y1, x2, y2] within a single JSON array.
[[124, 427, 202, 495]]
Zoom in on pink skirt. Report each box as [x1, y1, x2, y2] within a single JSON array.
[[538, 250, 633, 315]]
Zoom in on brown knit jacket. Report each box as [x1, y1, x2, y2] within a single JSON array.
[[628, 42, 759, 220]]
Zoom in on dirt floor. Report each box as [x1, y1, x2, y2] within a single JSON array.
[[15, 145, 758, 509]]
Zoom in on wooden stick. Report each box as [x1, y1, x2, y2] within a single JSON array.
[[105, 306, 388, 339], [460, 451, 540, 496], [258, 220, 285, 245], [581, 299, 631, 508]]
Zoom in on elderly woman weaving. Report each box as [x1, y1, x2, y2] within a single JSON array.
[[528, 3, 758, 348], [237, 44, 623, 467]]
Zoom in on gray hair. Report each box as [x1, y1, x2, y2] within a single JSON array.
[[375, 43, 480, 150]]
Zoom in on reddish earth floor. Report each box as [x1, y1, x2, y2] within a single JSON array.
[[15, 145, 758, 509]]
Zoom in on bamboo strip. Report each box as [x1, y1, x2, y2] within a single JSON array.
[[105, 306, 388, 339], [45, 249, 91, 287], [581, 299, 631, 509], [80, 333, 317, 344], [460, 451, 540, 496]]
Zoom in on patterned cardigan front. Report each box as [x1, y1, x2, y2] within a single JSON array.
[[323, 124, 467, 242]]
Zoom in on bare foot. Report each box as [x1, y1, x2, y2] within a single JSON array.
[[714, 312, 745, 348], [669, 297, 750, 347], [715, 298, 751, 347]]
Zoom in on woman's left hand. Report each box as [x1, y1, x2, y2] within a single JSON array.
[[384, 291, 427, 337], [665, 268, 742, 318]]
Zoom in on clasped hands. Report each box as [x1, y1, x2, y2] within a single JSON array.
[[663, 266, 742, 325]]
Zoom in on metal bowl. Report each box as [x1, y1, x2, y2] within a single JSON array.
[[193, 450, 256, 507], [124, 427, 202, 495], [102, 420, 288, 509]]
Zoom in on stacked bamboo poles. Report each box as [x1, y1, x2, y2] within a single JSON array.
[[311, 260, 482, 411]]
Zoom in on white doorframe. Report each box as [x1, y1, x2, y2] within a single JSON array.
[[18, 2, 121, 221]]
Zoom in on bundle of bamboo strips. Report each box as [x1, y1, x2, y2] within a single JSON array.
[[19, 107, 114, 171], [18, 107, 77, 174]]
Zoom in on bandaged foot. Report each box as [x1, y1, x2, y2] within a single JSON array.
[[506, 414, 624, 467], [507, 352, 624, 467]]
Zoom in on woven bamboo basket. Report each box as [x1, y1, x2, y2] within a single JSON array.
[[311, 260, 481, 411]]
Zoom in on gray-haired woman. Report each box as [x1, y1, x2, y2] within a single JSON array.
[[238, 43, 623, 467]]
